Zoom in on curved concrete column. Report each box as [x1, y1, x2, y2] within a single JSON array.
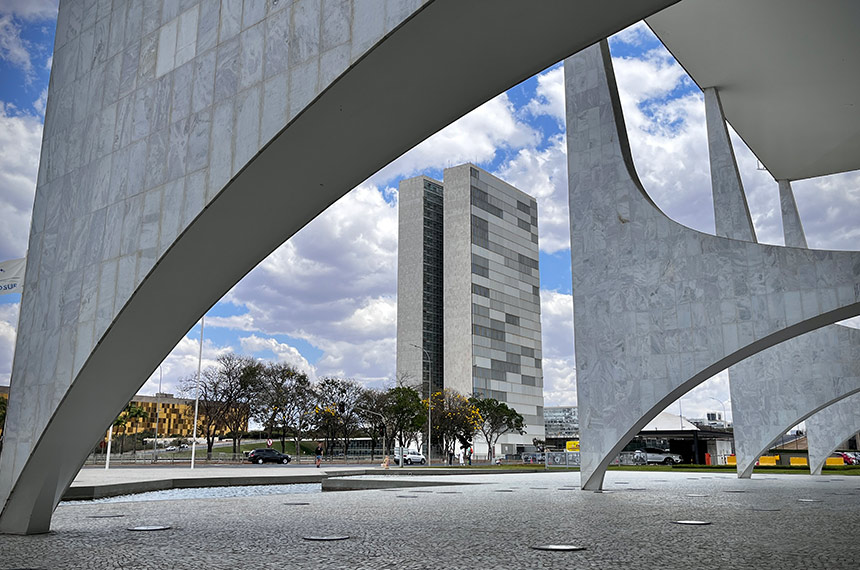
[[564, 41, 860, 491], [0, 0, 680, 535], [729, 325, 860, 478], [807, 393, 860, 475], [704, 93, 860, 479]]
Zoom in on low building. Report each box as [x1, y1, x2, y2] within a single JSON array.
[[108, 392, 244, 441]]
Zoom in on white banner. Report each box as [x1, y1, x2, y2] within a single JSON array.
[[0, 257, 26, 296]]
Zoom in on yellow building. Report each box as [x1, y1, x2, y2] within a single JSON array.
[[2, 388, 246, 441], [111, 392, 247, 441]]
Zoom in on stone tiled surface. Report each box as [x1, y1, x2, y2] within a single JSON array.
[[807, 393, 860, 475], [564, 41, 860, 490], [2, 470, 859, 569]]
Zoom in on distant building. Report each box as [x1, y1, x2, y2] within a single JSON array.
[[544, 406, 579, 446], [107, 392, 243, 441], [689, 410, 730, 429], [397, 164, 545, 458]]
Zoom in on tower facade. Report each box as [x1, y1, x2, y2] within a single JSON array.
[[397, 164, 545, 457]]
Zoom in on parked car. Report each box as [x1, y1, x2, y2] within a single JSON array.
[[392, 450, 426, 465], [834, 451, 856, 465], [247, 448, 291, 464], [638, 447, 683, 465], [165, 446, 177, 452]]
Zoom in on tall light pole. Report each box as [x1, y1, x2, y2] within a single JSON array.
[[708, 397, 728, 428], [409, 343, 432, 466], [153, 364, 163, 461], [191, 315, 205, 469]]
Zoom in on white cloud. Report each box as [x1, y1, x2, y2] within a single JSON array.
[[370, 93, 539, 186], [32, 88, 47, 115], [0, 102, 41, 260], [239, 334, 315, 377], [539, 290, 576, 406], [137, 333, 232, 398], [208, 183, 400, 383], [791, 170, 860, 252], [0, 302, 20, 385], [0, 14, 33, 79], [609, 21, 654, 48], [0, 0, 57, 21], [524, 65, 564, 122], [496, 134, 569, 253]]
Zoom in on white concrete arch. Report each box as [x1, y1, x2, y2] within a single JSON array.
[[564, 41, 860, 491], [807, 393, 860, 476], [703, 89, 860, 480], [0, 0, 678, 534]]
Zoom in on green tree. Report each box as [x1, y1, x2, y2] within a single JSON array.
[[255, 363, 317, 459], [383, 386, 424, 462], [181, 367, 229, 459], [315, 377, 364, 458], [215, 354, 262, 455], [471, 397, 526, 460], [357, 388, 389, 461]]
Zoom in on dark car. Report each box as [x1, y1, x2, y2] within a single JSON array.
[[247, 448, 291, 464]]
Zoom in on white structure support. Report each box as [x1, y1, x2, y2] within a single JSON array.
[[806, 393, 860, 476], [704, 89, 860, 479], [564, 41, 860, 491]]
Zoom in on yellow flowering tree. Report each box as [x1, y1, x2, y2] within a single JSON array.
[[428, 389, 481, 462]]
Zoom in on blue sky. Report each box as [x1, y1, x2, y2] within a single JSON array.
[[1, 5, 859, 424]]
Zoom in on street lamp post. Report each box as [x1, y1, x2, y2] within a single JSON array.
[[708, 397, 728, 428], [191, 315, 205, 469], [409, 343, 432, 467], [153, 365, 163, 461]]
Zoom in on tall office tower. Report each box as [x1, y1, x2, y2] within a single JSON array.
[[397, 164, 545, 458], [397, 175, 445, 396]]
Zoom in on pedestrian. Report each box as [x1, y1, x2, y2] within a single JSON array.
[[468, 446, 472, 465], [458, 449, 464, 466], [315, 442, 323, 468]]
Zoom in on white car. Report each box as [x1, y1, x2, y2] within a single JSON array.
[[635, 447, 683, 465], [393, 450, 426, 465]]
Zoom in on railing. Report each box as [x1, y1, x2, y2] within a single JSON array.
[[522, 451, 649, 468]]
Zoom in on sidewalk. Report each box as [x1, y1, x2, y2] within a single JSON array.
[[67, 463, 524, 500]]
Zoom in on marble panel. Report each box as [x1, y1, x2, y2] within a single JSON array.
[[290, 0, 321, 67], [219, 0, 243, 43], [264, 5, 290, 79], [239, 22, 265, 91]]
